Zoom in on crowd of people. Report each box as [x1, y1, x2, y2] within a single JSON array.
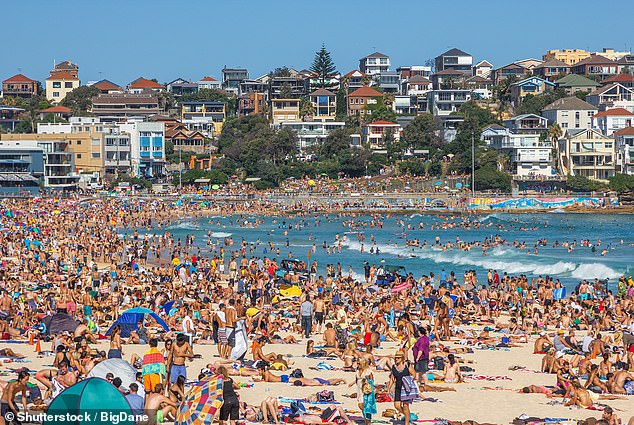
[[0, 195, 631, 425]]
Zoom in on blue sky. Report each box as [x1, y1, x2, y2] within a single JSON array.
[[2, 0, 634, 85]]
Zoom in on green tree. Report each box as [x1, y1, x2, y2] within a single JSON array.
[[335, 88, 347, 120], [566, 175, 606, 192], [547, 123, 563, 143], [268, 127, 298, 163], [299, 98, 314, 120], [608, 174, 634, 193], [320, 128, 355, 159], [474, 166, 511, 191], [61, 85, 101, 115], [279, 83, 294, 99], [310, 44, 337, 88], [402, 113, 442, 150]]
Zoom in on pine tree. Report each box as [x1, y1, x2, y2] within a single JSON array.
[[310, 44, 337, 88]]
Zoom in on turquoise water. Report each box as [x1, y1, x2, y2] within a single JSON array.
[[164, 212, 634, 289]]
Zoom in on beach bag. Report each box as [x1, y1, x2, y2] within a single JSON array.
[[432, 356, 445, 371], [362, 378, 373, 395], [400, 375, 419, 402], [290, 368, 304, 378], [317, 390, 334, 402]]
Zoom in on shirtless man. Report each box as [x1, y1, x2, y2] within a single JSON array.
[[215, 304, 227, 358], [534, 332, 553, 353], [609, 368, 634, 395], [55, 361, 77, 390], [585, 364, 609, 394], [323, 323, 337, 347], [225, 299, 238, 358], [74, 320, 97, 344], [313, 295, 325, 334], [168, 334, 193, 389], [0, 370, 29, 425], [145, 383, 178, 425]]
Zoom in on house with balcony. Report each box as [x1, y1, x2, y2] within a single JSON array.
[[342, 70, 366, 91], [492, 62, 530, 83], [238, 91, 266, 117], [472, 60, 493, 78], [127, 78, 164, 94], [198, 76, 221, 91], [431, 69, 467, 90], [167, 78, 198, 96], [91, 94, 160, 122], [91, 79, 123, 94], [542, 49, 591, 66], [602, 73, 634, 89], [503, 114, 548, 134], [482, 125, 555, 178], [510, 77, 555, 106], [347, 86, 384, 118], [554, 74, 600, 95], [222, 68, 248, 94], [165, 123, 207, 154], [393, 95, 419, 115], [465, 76, 493, 99], [403, 76, 432, 97], [271, 99, 300, 125], [269, 76, 309, 99], [102, 125, 132, 176], [614, 126, 634, 174], [617, 55, 634, 74], [542, 96, 597, 130], [0, 135, 81, 188], [118, 121, 166, 177], [361, 120, 402, 150], [532, 59, 570, 80], [359, 52, 390, 76], [586, 83, 633, 109], [435, 48, 472, 74], [397, 66, 432, 79], [309, 88, 336, 121], [591, 108, 634, 136], [39, 105, 72, 121], [46, 71, 80, 104], [0, 106, 24, 131], [52, 60, 78, 78], [179, 101, 226, 137], [378, 71, 400, 93], [427, 89, 472, 117], [280, 121, 345, 151], [570, 55, 618, 80], [2, 74, 39, 98], [559, 128, 615, 181], [0, 141, 43, 195]]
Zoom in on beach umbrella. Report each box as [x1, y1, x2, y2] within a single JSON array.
[[307, 179, 316, 187], [211, 184, 220, 190], [87, 358, 136, 390], [456, 183, 463, 189], [175, 374, 224, 425], [44, 378, 134, 425], [435, 181, 442, 186]]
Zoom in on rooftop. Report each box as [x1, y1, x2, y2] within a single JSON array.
[[614, 126, 634, 136], [593, 108, 634, 117], [573, 55, 618, 66], [438, 48, 471, 57], [46, 71, 79, 81], [348, 86, 384, 97], [128, 78, 164, 89], [555, 74, 601, 87], [3, 73, 36, 84], [39, 105, 72, 114], [542, 96, 597, 111]]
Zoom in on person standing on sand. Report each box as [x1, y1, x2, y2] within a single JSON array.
[[300, 295, 313, 338], [168, 334, 193, 391], [0, 370, 29, 425], [389, 351, 416, 425]]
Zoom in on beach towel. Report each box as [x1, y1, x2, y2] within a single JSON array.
[[362, 379, 377, 419], [141, 347, 166, 392], [467, 375, 512, 381]]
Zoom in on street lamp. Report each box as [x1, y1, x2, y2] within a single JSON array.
[[471, 135, 475, 197]]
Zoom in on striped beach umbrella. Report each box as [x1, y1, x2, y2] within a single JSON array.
[[175, 374, 224, 425]]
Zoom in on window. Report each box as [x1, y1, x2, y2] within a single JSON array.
[[53, 91, 60, 97], [561, 123, 568, 128], [91, 153, 100, 159], [65, 82, 73, 88], [52, 82, 61, 88], [605, 142, 613, 149], [77, 154, 82, 159]]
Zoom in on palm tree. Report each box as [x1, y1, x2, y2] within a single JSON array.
[[300, 98, 315, 121], [383, 92, 395, 109], [548, 123, 563, 143]]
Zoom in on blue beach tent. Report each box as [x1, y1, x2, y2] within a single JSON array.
[[105, 307, 169, 338]]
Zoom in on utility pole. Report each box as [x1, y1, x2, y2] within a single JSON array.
[[179, 147, 182, 189], [471, 135, 475, 197]]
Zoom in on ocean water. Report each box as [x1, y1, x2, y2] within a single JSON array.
[[161, 212, 634, 290]]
